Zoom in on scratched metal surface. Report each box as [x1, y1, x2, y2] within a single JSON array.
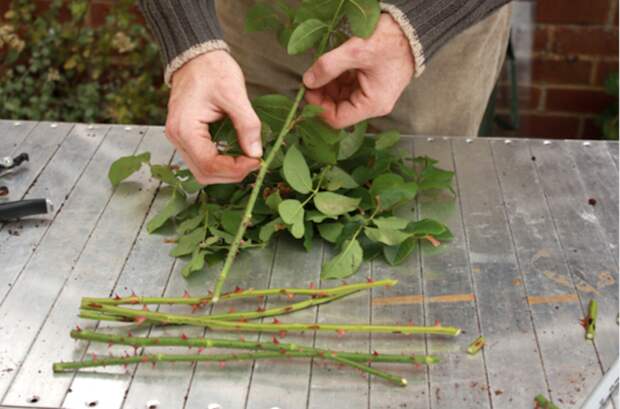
[[0, 120, 617, 409]]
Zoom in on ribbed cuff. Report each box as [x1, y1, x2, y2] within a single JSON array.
[[164, 40, 230, 86], [379, 2, 426, 77]]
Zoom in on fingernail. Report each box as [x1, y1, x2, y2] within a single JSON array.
[[304, 72, 315, 86], [250, 141, 263, 158]]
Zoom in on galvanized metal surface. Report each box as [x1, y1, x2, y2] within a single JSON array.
[[0, 121, 617, 409]]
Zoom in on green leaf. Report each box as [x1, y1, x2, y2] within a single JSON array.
[[177, 214, 204, 235], [294, 0, 341, 23], [287, 18, 327, 55], [318, 222, 344, 243], [321, 238, 363, 279], [383, 237, 416, 266], [265, 191, 283, 211], [298, 117, 342, 145], [369, 173, 418, 209], [180, 248, 207, 278], [305, 210, 337, 223], [418, 166, 454, 192], [300, 130, 338, 165], [325, 166, 359, 191], [147, 189, 187, 233], [278, 199, 305, 239], [252, 95, 294, 132], [303, 221, 314, 251], [259, 217, 285, 242], [150, 164, 180, 188], [338, 121, 367, 160], [245, 3, 282, 32], [314, 192, 361, 216], [170, 227, 206, 257], [375, 130, 400, 150], [283, 144, 313, 194], [108, 152, 150, 187], [344, 0, 380, 38], [221, 209, 243, 235], [373, 216, 410, 230], [364, 226, 411, 246], [406, 219, 447, 236], [302, 104, 324, 119]]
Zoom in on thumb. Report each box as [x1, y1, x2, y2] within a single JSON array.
[[226, 99, 263, 159], [303, 38, 361, 89]]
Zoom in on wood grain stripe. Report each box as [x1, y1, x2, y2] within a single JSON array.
[[373, 293, 475, 306], [527, 294, 579, 305]]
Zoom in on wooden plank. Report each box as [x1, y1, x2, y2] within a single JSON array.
[[179, 244, 276, 409], [530, 140, 619, 371], [567, 141, 619, 265], [367, 139, 428, 409], [492, 139, 602, 408], [606, 142, 618, 170], [62, 148, 178, 409], [306, 251, 371, 409], [0, 120, 37, 157], [2, 127, 173, 407], [414, 138, 492, 409], [245, 238, 324, 409], [0, 125, 146, 400], [452, 138, 547, 408], [0, 123, 106, 305]]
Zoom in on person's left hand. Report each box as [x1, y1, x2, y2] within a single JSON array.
[[303, 14, 415, 129]]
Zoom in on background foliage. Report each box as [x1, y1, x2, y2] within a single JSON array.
[[0, 0, 167, 124]]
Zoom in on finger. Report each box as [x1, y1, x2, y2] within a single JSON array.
[[177, 127, 260, 184], [222, 94, 263, 159], [305, 88, 337, 118], [323, 88, 374, 129], [303, 38, 364, 89]]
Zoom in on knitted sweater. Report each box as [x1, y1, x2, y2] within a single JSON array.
[[138, 0, 511, 85]]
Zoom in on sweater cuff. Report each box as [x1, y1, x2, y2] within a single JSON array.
[[164, 40, 230, 86], [379, 2, 426, 77], [138, 0, 229, 86]]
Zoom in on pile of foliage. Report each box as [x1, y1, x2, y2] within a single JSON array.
[[0, 0, 167, 124], [598, 72, 619, 140]]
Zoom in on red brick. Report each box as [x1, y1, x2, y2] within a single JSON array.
[[532, 58, 593, 85], [496, 85, 542, 110], [551, 26, 619, 56], [536, 0, 611, 25], [582, 117, 605, 139], [594, 60, 620, 86], [546, 88, 615, 113], [511, 114, 582, 139], [534, 27, 550, 52]]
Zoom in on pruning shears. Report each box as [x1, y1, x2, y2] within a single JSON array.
[[0, 153, 54, 220]]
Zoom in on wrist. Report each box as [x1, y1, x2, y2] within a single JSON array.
[[166, 40, 230, 87], [379, 3, 425, 77]]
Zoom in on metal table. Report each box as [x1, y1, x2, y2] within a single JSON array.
[[0, 120, 618, 409]]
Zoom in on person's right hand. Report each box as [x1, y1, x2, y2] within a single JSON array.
[[165, 50, 262, 185]]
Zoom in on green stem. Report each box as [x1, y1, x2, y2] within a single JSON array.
[[585, 299, 597, 340], [534, 394, 561, 409], [70, 329, 439, 365], [466, 336, 485, 355], [211, 1, 347, 302], [82, 279, 397, 307], [80, 304, 461, 336]]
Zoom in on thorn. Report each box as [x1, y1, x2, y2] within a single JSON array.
[[367, 277, 374, 283], [151, 361, 157, 368], [337, 329, 346, 337], [141, 356, 149, 363], [183, 290, 191, 299], [130, 289, 137, 297], [197, 347, 205, 354], [372, 351, 380, 356], [92, 353, 98, 362], [308, 282, 316, 289], [191, 304, 201, 313], [256, 306, 265, 313], [287, 292, 295, 301], [278, 330, 287, 339], [272, 336, 280, 345], [272, 318, 281, 325], [228, 307, 237, 314], [75, 325, 82, 332], [180, 333, 189, 340], [424, 235, 441, 247], [142, 304, 149, 311], [434, 319, 441, 327], [153, 338, 161, 344], [127, 330, 133, 337], [113, 293, 122, 300], [134, 316, 147, 325], [108, 342, 113, 349], [239, 336, 246, 342], [219, 361, 226, 369]]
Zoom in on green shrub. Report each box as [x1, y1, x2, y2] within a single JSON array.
[[0, 0, 168, 124], [597, 72, 619, 140]]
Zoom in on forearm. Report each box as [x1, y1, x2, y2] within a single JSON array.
[[380, 0, 511, 76], [138, 0, 228, 85]]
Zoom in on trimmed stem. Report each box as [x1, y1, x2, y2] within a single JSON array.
[[466, 336, 485, 355], [585, 299, 597, 340], [80, 304, 461, 336], [534, 394, 560, 409], [81, 279, 397, 307], [70, 329, 440, 365]]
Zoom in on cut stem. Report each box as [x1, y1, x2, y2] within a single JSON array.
[[82, 279, 397, 307], [466, 336, 485, 355], [70, 329, 440, 365], [585, 299, 597, 340], [80, 304, 461, 336], [534, 394, 560, 409]]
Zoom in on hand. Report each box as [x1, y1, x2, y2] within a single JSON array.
[[166, 51, 262, 184], [303, 14, 415, 129]]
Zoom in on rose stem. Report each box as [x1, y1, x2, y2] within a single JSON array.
[[211, 0, 347, 303], [80, 304, 461, 336], [52, 350, 405, 386], [81, 279, 397, 307], [585, 299, 597, 340], [466, 336, 485, 355], [70, 329, 440, 365]]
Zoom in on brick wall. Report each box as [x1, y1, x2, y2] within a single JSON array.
[[495, 0, 619, 139]]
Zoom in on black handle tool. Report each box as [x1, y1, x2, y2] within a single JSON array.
[[0, 199, 54, 220]]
